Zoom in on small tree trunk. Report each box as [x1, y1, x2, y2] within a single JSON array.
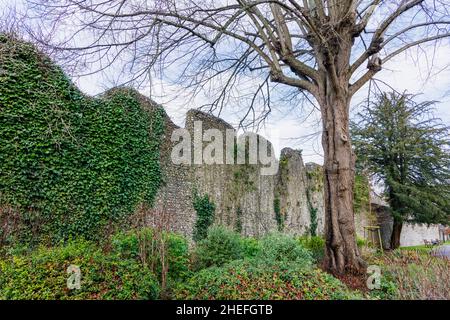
[[321, 90, 366, 275], [390, 220, 403, 249]]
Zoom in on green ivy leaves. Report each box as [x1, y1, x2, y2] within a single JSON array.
[[192, 192, 216, 242], [0, 35, 164, 244]]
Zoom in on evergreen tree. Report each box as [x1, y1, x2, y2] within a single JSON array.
[[351, 92, 450, 249]]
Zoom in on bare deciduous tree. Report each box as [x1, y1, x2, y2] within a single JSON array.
[[18, 0, 450, 274]]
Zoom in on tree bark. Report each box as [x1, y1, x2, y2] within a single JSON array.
[[321, 87, 366, 275], [390, 220, 403, 250]]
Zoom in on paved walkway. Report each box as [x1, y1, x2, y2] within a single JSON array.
[[431, 245, 450, 259]]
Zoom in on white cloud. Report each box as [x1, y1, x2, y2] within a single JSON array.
[[75, 41, 450, 166], [4, 0, 449, 165]]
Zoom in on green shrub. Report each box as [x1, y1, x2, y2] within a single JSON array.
[[0, 239, 160, 300], [239, 236, 261, 259], [273, 198, 284, 231], [256, 232, 313, 268], [112, 229, 147, 259], [112, 228, 190, 282], [193, 226, 243, 270], [298, 236, 325, 262], [174, 259, 360, 300], [165, 232, 191, 281]]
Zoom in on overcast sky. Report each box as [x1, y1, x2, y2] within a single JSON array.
[[2, 0, 449, 165]]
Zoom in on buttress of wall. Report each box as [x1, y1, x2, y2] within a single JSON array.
[[151, 106, 196, 239], [232, 135, 278, 237], [185, 109, 236, 231], [276, 148, 311, 236]]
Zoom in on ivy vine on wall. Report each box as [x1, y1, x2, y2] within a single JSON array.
[[0, 35, 165, 244], [273, 198, 284, 231], [192, 191, 216, 242], [306, 189, 318, 236], [235, 206, 243, 234]]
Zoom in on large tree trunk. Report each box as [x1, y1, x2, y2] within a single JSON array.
[[320, 88, 366, 275], [390, 220, 403, 250]]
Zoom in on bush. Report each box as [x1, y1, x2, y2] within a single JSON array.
[[298, 236, 325, 262], [368, 271, 399, 300], [364, 250, 450, 300], [193, 226, 244, 270], [112, 228, 190, 283], [239, 236, 261, 259], [0, 239, 160, 300], [256, 232, 313, 268], [174, 259, 360, 300], [192, 230, 314, 271]]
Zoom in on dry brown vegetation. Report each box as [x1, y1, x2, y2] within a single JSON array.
[[367, 250, 450, 300]]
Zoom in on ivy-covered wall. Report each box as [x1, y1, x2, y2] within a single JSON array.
[[0, 35, 164, 244]]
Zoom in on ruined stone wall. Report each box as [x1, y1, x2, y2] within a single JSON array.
[[371, 204, 393, 249], [151, 106, 196, 238], [276, 148, 311, 236], [150, 105, 439, 247], [152, 108, 324, 240]]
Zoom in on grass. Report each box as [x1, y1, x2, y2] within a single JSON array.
[[398, 245, 433, 253], [398, 240, 450, 253]]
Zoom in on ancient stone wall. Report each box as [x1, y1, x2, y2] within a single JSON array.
[[151, 105, 196, 237], [152, 107, 325, 240], [359, 202, 441, 249], [276, 148, 311, 236], [150, 105, 434, 248]]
